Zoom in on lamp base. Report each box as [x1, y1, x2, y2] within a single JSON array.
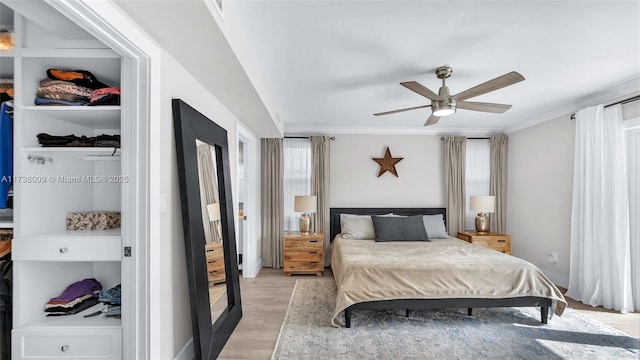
[[475, 213, 490, 233], [299, 213, 311, 235]]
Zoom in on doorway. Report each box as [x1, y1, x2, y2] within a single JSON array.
[[237, 124, 259, 278]]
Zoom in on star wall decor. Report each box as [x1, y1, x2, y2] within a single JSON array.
[[372, 147, 403, 177]]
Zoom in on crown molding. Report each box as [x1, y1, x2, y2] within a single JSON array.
[[504, 76, 640, 134]]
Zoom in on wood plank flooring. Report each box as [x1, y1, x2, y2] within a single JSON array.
[[218, 268, 639, 359]]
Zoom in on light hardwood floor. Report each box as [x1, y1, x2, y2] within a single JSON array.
[[218, 268, 639, 359]]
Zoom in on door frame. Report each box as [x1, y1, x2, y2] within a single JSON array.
[[236, 122, 260, 278], [45, 1, 161, 358]]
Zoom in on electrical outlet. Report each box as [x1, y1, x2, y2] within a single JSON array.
[[548, 252, 558, 264]]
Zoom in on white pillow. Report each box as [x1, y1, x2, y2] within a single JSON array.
[[422, 214, 449, 239], [339, 213, 393, 239]]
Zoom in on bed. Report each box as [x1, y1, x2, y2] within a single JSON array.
[[329, 207, 567, 328]]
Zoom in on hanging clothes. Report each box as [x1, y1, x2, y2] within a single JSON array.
[[0, 101, 13, 209]]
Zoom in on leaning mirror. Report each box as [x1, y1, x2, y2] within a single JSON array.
[[173, 99, 242, 359]]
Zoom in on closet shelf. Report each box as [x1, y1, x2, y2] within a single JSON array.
[[21, 311, 121, 328], [19, 228, 121, 240], [21, 106, 121, 128], [23, 147, 121, 160], [21, 48, 119, 59]]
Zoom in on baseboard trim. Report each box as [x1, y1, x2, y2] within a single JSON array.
[[174, 338, 194, 360], [244, 259, 262, 279]]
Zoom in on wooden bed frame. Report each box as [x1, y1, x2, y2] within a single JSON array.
[[329, 207, 552, 328]]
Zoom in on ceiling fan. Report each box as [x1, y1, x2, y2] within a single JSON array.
[[374, 65, 525, 126]]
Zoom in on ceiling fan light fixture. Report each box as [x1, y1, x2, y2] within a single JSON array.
[[433, 107, 456, 117], [432, 100, 456, 117]]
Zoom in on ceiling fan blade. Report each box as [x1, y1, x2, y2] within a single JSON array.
[[374, 104, 431, 116], [424, 114, 440, 126], [456, 101, 512, 113], [452, 71, 525, 101], [400, 81, 443, 101]]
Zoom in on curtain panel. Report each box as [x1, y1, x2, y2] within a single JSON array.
[[490, 135, 508, 234], [444, 136, 466, 236], [283, 138, 312, 231], [566, 104, 633, 313], [261, 138, 284, 268], [465, 139, 490, 230], [196, 144, 220, 243], [310, 136, 331, 266], [626, 128, 640, 310]]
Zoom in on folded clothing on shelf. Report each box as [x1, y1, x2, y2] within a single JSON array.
[[36, 133, 120, 148], [45, 297, 100, 316], [45, 278, 102, 316], [88, 87, 120, 106], [33, 69, 120, 106], [47, 69, 110, 90], [98, 283, 121, 305], [48, 278, 102, 304], [37, 79, 93, 104]]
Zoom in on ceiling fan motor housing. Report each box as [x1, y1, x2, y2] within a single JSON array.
[[432, 85, 456, 116]]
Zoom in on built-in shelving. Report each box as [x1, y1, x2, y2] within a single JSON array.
[[24, 147, 121, 160], [7, 2, 126, 358]]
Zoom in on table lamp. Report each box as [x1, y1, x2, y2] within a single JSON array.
[[294, 195, 317, 235], [470, 195, 494, 233]]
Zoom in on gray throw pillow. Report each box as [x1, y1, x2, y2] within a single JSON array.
[[372, 215, 429, 242], [422, 214, 449, 239]]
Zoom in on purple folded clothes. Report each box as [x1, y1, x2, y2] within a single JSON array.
[[48, 278, 102, 304]]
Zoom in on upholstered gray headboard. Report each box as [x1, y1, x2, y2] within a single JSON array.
[[329, 207, 446, 241]]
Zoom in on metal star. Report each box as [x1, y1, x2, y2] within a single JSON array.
[[372, 147, 403, 177]]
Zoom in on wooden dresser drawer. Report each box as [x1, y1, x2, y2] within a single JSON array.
[[284, 250, 323, 262], [457, 232, 511, 255], [13, 328, 121, 359], [283, 232, 324, 276], [284, 261, 323, 272], [284, 238, 323, 249], [205, 242, 225, 284]]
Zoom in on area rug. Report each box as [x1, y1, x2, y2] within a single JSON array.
[[272, 278, 639, 360]]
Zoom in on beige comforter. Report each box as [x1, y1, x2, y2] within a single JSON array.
[[330, 235, 566, 327]]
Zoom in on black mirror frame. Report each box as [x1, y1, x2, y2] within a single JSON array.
[[172, 99, 242, 359]]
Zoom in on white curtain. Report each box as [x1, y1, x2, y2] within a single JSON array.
[[283, 138, 311, 231], [566, 104, 634, 313], [625, 124, 640, 310], [465, 139, 490, 230]]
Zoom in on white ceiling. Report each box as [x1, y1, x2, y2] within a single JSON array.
[[224, 0, 640, 135]]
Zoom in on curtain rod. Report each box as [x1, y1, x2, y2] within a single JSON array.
[[285, 136, 336, 140], [440, 137, 490, 140], [570, 95, 640, 120]]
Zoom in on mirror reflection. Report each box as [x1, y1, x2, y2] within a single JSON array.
[[196, 140, 227, 323]]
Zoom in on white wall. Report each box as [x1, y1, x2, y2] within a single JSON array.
[[158, 51, 242, 358], [330, 135, 444, 207], [507, 115, 575, 287]]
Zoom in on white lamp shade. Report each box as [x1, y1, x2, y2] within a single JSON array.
[[470, 195, 495, 213], [294, 195, 317, 213], [207, 203, 221, 221]]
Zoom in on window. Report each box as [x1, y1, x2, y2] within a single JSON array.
[[465, 139, 490, 230], [283, 138, 311, 231]]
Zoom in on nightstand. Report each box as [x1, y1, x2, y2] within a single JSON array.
[[283, 232, 324, 276], [457, 231, 511, 255], [205, 242, 226, 285]]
